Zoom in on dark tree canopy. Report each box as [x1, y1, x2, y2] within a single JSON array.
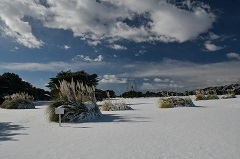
[[0, 72, 50, 104], [46, 70, 99, 99]]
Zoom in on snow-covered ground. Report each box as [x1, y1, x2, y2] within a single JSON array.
[[1, 97, 240, 159]]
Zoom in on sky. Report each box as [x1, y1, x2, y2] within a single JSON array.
[[0, 0, 240, 95]]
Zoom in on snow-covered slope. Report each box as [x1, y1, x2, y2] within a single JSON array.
[[1, 97, 240, 159]]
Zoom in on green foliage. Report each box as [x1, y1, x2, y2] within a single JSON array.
[[159, 97, 195, 108]]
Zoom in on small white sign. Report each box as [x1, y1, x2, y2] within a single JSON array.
[[55, 107, 64, 114]]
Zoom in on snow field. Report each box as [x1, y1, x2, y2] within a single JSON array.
[[0, 97, 240, 159]]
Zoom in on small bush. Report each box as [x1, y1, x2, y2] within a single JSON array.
[[195, 89, 219, 101], [100, 99, 132, 111], [159, 97, 195, 108], [1, 92, 35, 109]]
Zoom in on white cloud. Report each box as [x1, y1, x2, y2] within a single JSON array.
[[141, 83, 155, 90], [0, 0, 216, 48], [0, 0, 45, 48], [87, 40, 101, 46], [209, 32, 220, 40], [100, 75, 127, 84], [204, 41, 224, 51], [109, 44, 127, 50], [135, 50, 147, 56], [227, 53, 240, 60], [72, 54, 103, 62], [94, 55, 104, 62], [63, 45, 70, 50], [154, 78, 170, 83]]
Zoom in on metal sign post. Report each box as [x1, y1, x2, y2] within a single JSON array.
[[55, 107, 65, 127]]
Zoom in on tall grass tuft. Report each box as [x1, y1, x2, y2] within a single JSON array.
[[46, 79, 101, 122], [100, 92, 132, 111], [1, 92, 35, 109]]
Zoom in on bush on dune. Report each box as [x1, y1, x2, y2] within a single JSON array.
[[0, 92, 35, 109]]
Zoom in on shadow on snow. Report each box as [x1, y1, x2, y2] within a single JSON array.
[[0, 122, 28, 142]]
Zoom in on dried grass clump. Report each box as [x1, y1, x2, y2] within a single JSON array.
[[46, 79, 101, 122], [56, 78, 96, 104], [195, 89, 219, 101], [1, 92, 35, 109], [221, 89, 236, 99], [100, 92, 132, 111], [159, 97, 195, 108]]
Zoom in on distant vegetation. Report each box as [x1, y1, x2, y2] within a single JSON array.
[[120, 84, 240, 98], [0, 72, 50, 105]]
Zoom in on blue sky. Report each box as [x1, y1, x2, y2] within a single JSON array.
[[0, 0, 240, 94]]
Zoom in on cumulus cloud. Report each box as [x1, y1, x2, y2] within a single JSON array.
[[100, 75, 127, 84], [204, 41, 224, 51], [0, 0, 45, 48], [0, 0, 216, 48], [227, 53, 240, 60]]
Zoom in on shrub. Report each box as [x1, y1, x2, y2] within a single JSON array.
[[0, 92, 35, 109], [159, 97, 195, 108], [195, 89, 219, 101], [221, 89, 236, 99], [46, 79, 102, 122], [100, 92, 132, 111]]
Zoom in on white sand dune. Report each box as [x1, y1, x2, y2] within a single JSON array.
[[1, 97, 240, 159]]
